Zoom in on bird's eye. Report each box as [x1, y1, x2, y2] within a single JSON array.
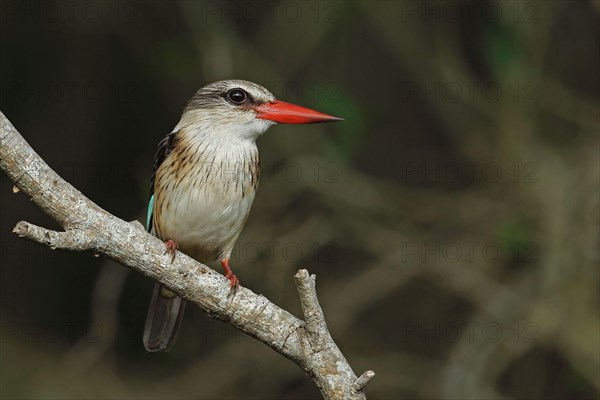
[[226, 89, 248, 105]]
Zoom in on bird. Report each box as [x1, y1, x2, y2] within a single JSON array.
[[143, 79, 342, 352]]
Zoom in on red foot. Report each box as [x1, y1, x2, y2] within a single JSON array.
[[164, 239, 178, 263], [221, 259, 239, 290]]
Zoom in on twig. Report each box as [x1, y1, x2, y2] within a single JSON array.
[[13, 221, 93, 250], [294, 270, 330, 352], [352, 370, 376, 395], [0, 111, 373, 400]]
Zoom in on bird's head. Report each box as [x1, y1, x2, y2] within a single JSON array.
[[176, 80, 342, 141]]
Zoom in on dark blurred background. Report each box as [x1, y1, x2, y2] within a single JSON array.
[[1, 1, 598, 399]]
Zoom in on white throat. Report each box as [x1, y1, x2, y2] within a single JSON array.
[[174, 110, 276, 143]]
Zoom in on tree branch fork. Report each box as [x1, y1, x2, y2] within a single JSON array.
[[0, 111, 373, 399]]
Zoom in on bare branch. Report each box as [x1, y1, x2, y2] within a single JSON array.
[[13, 221, 94, 251], [294, 269, 331, 352], [0, 111, 373, 400]]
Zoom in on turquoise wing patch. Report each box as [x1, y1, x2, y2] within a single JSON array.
[[146, 194, 155, 232]]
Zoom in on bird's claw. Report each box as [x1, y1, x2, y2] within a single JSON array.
[[164, 239, 178, 263], [225, 271, 239, 291], [221, 259, 239, 293]]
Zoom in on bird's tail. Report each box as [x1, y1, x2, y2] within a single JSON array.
[[143, 283, 186, 352]]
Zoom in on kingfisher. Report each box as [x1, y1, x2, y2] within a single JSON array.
[[143, 80, 342, 352]]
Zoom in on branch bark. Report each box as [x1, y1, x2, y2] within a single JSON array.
[[0, 111, 373, 399]]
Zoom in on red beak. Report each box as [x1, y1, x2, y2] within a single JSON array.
[[255, 100, 343, 124]]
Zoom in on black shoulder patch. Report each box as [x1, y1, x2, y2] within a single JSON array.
[[150, 131, 177, 196]]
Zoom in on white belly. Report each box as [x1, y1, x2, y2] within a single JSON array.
[[152, 141, 259, 263], [158, 183, 255, 261]]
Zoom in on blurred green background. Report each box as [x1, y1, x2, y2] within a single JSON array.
[[1, 1, 598, 399]]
